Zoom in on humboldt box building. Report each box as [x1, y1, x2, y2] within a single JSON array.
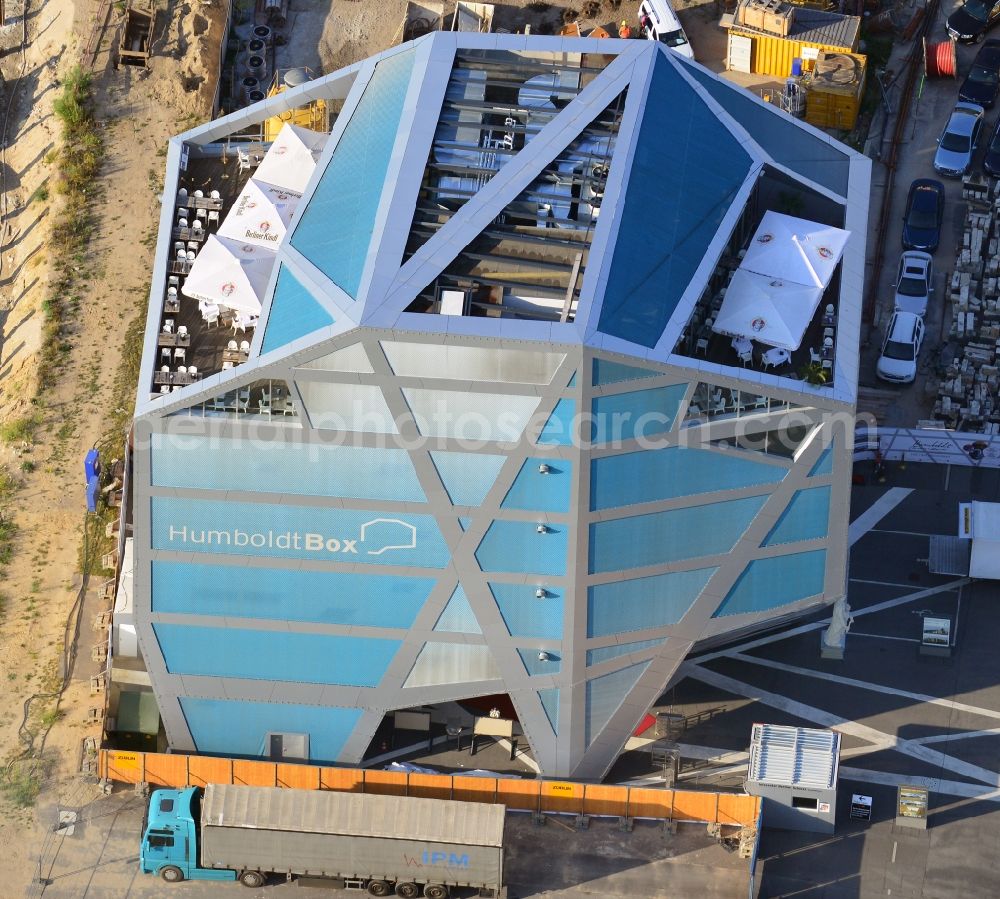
[[124, 33, 869, 779]]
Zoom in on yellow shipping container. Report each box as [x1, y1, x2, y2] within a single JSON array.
[[724, 9, 860, 78], [803, 51, 867, 130]]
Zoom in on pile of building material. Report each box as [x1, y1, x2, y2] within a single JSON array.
[[930, 178, 1000, 432], [736, 0, 795, 36]]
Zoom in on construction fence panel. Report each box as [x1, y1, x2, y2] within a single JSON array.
[[496, 778, 541, 812], [628, 787, 674, 820], [407, 773, 453, 800], [582, 784, 627, 818], [718, 792, 759, 826], [103, 750, 144, 784], [143, 753, 189, 788], [539, 780, 584, 815], [321, 766, 365, 793], [188, 756, 233, 787], [451, 776, 498, 804], [363, 769, 408, 796], [232, 759, 278, 787], [671, 789, 719, 823], [277, 762, 321, 791]]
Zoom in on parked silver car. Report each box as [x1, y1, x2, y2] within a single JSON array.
[[934, 102, 985, 177], [893, 251, 933, 316], [876, 312, 925, 384]]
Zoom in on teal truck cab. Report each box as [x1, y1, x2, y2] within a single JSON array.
[[140, 787, 236, 884]]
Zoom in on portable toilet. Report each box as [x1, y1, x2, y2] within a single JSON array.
[[85, 448, 100, 482], [745, 723, 840, 833]]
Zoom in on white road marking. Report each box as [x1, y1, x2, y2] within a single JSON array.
[[849, 487, 914, 546], [689, 578, 969, 665], [913, 728, 1000, 745], [726, 652, 1000, 723], [681, 664, 1000, 788], [849, 631, 922, 644]]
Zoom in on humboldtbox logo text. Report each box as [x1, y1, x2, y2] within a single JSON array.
[[165, 518, 417, 557]]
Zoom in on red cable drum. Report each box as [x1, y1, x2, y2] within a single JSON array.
[[925, 39, 957, 78]]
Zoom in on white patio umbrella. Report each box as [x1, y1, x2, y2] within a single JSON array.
[[180, 234, 275, 316], [217, 178, 301, 249], [254, 122, 328, 194], [712, 268, 824, 352], [741, 210, 850, 289]]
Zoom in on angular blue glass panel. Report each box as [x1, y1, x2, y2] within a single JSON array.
[[180, 697, 361, 762], [154, 624, 400, 686], [433, 584, 481, 634], [597, 54, 753, 347], [151, 434, 426, 503], [587, 638, 665, 666], [518, 648, 562, 676], [592, 358, 662, 386], [151, 497, 451, 568], [536, 398, 576, 446], [810, 446, 834, 476], [684, 63, 850, 197], [591, 384, 688, 444], [538, 688, 559, 734], [591, 445, 785, 510], [430, 451, 507, 507], [713, 550, 827, 617], [502, 458, 571, 513], [589, 495, 766, 573], [153, 561, 433, 629], [763, 486, 831, 546], [585, 661, 649, 747], [567, 372, 577, 387], [587, 567, 717, 636], [458, 517, 472, 531], [261, 265, 335, 355], [489, 583, 563, 639], [477, 521, 568, 576], [290, 50, 415, 297]]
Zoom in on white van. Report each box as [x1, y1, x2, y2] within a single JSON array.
[[638, 0, 694, 59]]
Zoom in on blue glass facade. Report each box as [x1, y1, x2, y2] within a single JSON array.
[[589, 495, 767, 573], [153, 561, 433, 628], [290, 49, 416, 297], [591, 445, 785, 510], [763, 486, 831, 546], [154, 623, 400, 686], [261, 265, 335, 355], [585, 661, 649, 746], [592, 358, 661, 386], [713, 550, 827, 617], [587, 567, 717, 636], [502, 458, 571, 513], [490, 583, 563, 639], [430, 451, 507, 507], [537, 398, 576, 446], [434, 585, 481, 633], [151, 435, 426, 503], [590, 384, 688, 444], [587, 638, 665, 666], [596, 54, 753, 347], [477, 521, 568, 576], [180, 697, 362, 761]]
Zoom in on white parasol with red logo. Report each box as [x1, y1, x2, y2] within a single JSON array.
[[217, 178, 301, 249], [180, 234, 275, 316], [254, 122, 328, 194]]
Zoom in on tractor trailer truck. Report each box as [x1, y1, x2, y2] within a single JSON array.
[[140, 783, 507, 897]]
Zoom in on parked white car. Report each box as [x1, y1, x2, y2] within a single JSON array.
[[893, 251, 933, 317], [876, 311, 925, 384]]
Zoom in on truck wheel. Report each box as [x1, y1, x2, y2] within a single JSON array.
[[367, 881, 392, 897], [160, 866, 184, 883], [239, 870, 266, 888], [395, 883, 419, 898], [423, 885, 449, 899]]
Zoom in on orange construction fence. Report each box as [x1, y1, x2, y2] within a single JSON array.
[[100, 750, 759, 827]]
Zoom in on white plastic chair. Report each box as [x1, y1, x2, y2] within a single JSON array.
[[186, 250, 196, 261], [809, 347, 821, 364], [177, 326, 188, 339], [207, 210, 220, 227], [174, 347, 186, 363], [738, 348, 753, 366], [194, 189, 204, 198], [177, 188, 188, 201], [227, 339, 238, 351], [177, 365, 187, 374], [210, 189, 221, 200], [240, 340, 250, 353], [177, 217, 188, 229]]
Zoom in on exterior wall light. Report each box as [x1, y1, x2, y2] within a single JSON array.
[[538, 651, 551, 662], [535, 588, 547, 599], [536, 524, 548, 534], [538, 463, 551, 474]]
